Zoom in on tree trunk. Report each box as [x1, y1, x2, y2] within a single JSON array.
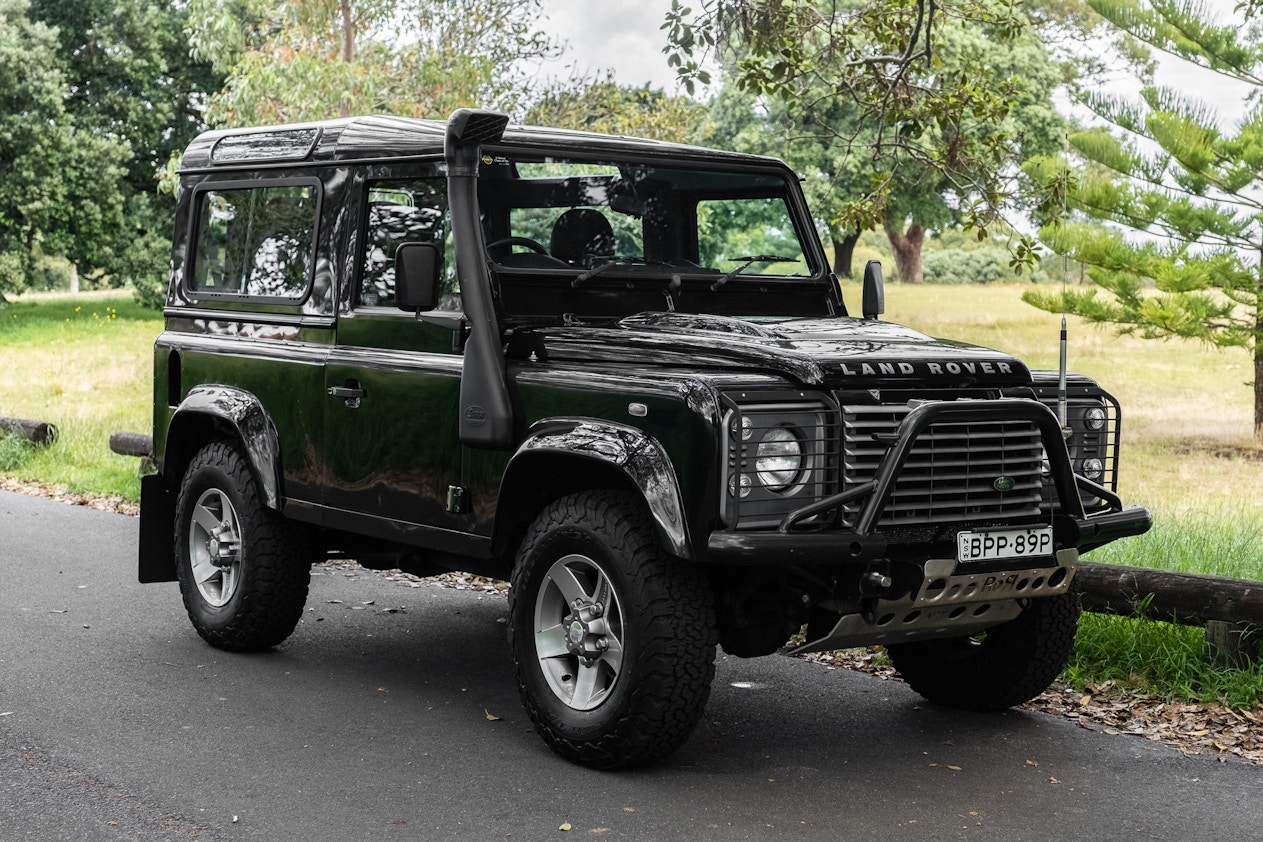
[[338, 0, 355, 119], [1255, 322, 1262, 445], [883, 221, 925, 284], [70, 261, 79, 296], [830, 228, 860, 279]]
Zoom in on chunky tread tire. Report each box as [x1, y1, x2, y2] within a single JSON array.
[[509, 491, 717, 770], [886, 587, 1081, 711], [175, 441, 312, 652]]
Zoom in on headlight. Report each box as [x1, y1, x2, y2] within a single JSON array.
[[1084, 407, 1107, 430], [755, 426, 803, 491]]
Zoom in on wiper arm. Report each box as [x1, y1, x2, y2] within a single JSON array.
[[709, 255, 800, 291], [571, 256, 671, 288]]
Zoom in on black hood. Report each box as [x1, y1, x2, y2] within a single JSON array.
[[530, 313, 1031, 388]]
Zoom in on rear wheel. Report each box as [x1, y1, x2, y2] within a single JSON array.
[[175, 441, 313, 651], [886, 588, 1081, 711], [509, 491, 717, 769]]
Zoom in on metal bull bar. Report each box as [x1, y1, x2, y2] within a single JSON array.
[[777, 398, 1151, 550]]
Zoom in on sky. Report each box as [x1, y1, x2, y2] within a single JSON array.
[[539, 0, 681, 91]]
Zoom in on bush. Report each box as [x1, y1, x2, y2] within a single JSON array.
[[922, 247, 1048, 285]]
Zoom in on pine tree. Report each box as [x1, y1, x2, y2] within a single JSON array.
[[1023, 0, 1263, 442]]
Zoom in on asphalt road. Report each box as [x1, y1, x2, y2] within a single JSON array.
[[2, 488, 1259, 842]]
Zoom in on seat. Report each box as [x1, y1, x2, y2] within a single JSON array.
[[549, 208, 615, 267]]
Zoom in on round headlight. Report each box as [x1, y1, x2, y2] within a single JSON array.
[[1084, 407, 1107, 431], [1081, 458, 1103, 480], [756, 427, 803, 491]]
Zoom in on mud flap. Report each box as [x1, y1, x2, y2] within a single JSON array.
[[138, 474, 177, 583]]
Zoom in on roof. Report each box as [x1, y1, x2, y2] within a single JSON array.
[[178, 114, 783, 172]]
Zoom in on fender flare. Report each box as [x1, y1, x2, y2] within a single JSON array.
[[165, 385, 283, 510], [505, 418, 693, 559]]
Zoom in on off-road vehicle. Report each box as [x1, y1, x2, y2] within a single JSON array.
[[139, 109, 1151, 769]]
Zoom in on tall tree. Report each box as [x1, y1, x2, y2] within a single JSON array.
[[1022, 0, 1263, 442], [675, 2, 1064, 280], [187, 0, 559, 126], [26, 1, 223, 307], [0, 0, 130, 302]]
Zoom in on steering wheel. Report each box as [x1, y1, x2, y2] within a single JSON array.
[[486, 236, 548, 254]]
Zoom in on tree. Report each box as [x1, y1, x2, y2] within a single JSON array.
[[678, 2, 1064, 280], [0, 0, 130, 302], [692, 2, 1065, 280], [1021, 0, 1263, 442], [187, 0, 560, 126], [26, 1, 223, 306], [527, 76, 714, 146]]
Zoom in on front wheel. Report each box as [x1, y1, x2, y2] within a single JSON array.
[[886, 588, 1081, 711], [509, 492, 717, 769], [175, 441, 313, 651]]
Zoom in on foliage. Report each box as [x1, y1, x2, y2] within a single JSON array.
[[0, 431, 34, 472], [0, 0, 132, 302], [922, 248, 1050, 284], [187, 0, 560, 126], [527, 77, 714, 145], [667, 1, 1065, 281], [1021, 0, 1263, 441]]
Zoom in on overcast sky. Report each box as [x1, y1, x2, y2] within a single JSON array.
[[539, 0, 681, 91]]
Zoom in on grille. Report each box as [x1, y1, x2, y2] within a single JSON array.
[[840, 405, 1045, 528]]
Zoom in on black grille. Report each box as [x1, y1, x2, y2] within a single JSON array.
[[840, 405, 1045, 528]]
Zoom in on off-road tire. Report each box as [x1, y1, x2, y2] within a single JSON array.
[[509, 491, 717, 770], [886, 587, 1081, 711], [175, 441, 312, 651]]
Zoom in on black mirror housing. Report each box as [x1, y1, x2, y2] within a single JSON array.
[[862, 259, 885, 320], [395, 242, 441, 311]]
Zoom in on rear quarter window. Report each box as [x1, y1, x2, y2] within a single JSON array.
[[190, 181, 320, 300]]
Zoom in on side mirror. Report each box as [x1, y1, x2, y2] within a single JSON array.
[[862, 259, 885, 320], [395, 242, 440, 311]]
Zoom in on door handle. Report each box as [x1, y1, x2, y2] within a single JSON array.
[[327, 382, 366, 408]]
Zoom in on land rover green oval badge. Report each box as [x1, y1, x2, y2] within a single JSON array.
[[993, 476, 1016, 492]]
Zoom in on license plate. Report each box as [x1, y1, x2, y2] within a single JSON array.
[[957, 527, 1054, 563]]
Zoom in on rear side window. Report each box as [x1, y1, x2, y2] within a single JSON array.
[[191, 182, 319, 300]]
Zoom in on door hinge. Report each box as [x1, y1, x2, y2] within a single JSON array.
[[446, 485, 470, 515]]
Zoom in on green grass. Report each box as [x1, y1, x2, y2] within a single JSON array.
[[3, 282, 1262, 706], [0, 292, 161, 499]]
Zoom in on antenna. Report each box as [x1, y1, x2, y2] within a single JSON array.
[[1057, 254, 1070, 438]]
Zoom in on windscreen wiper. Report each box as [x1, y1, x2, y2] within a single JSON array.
[[709, 255, 800, 291], [571, 256, 672, 288]]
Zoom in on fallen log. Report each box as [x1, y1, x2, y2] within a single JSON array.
[[1077, 561, 1263, 627], [109, 431, 153, 458], [0, 416, 58, 446]]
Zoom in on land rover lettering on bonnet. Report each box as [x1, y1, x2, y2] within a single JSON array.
[[138, 109, 1152, 769]]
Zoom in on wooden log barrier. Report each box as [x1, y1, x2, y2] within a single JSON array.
[[0, 416, 58, 446], [108, 431, 153, 458], [1077, 561, 1262, 667]]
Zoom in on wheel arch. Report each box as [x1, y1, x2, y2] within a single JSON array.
[[493, 419, 693, 561], [162, 386, 283, 511]]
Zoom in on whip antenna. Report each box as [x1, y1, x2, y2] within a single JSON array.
[[1057, 254, 1070, 436]]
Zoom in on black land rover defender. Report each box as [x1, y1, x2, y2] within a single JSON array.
[[139, 109, 1151, 769]]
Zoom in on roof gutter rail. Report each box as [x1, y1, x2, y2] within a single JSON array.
[[445, 108, 515, 449]]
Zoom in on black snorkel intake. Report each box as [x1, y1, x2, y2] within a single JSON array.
[[445, 108, 515, 450]]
